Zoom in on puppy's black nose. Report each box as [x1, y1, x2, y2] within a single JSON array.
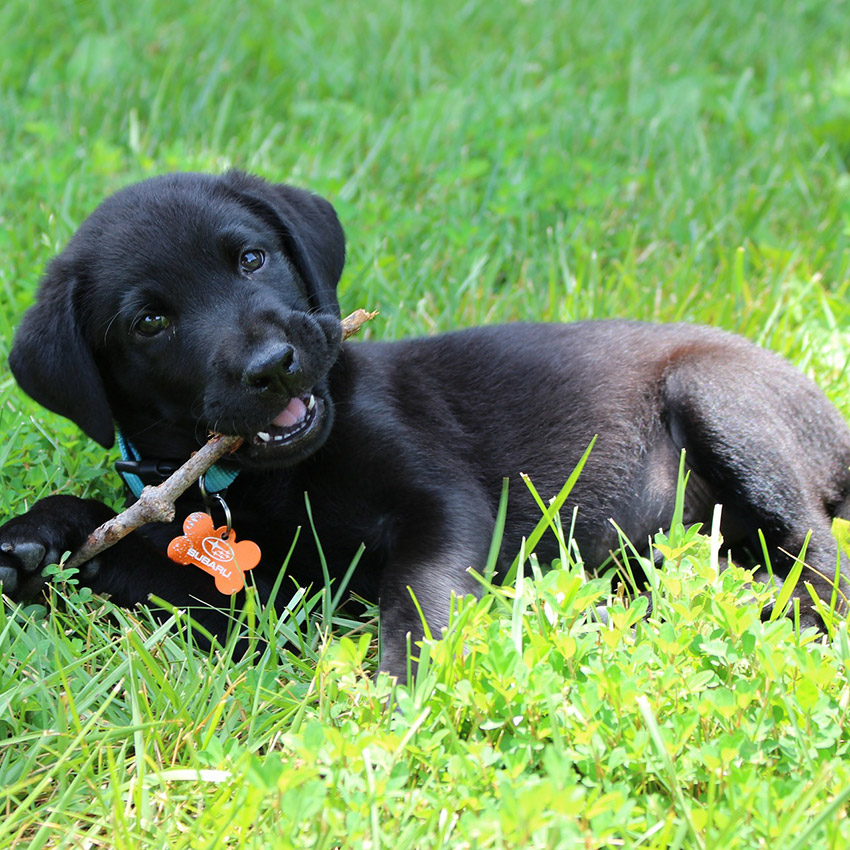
[[242, 343, 298, 393]]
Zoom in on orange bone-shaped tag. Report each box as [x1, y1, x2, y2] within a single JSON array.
[[167, 512, 261, 595]]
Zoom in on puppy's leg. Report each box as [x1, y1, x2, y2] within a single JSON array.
[[379, 553, 485, 684], [377, 491, 493, 683], [663, 358, 850, 624]]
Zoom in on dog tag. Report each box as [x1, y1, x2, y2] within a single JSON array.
[[167, 512, 261, 595]]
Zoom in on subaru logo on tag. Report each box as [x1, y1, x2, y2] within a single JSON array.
[[203, 536, 234, 563]]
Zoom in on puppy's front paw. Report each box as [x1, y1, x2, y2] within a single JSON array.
[[0, 495, 115, 599], [0, 527, 58, 599]]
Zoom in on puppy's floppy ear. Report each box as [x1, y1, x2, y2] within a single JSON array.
[[10, 258, 114, 448], [223, 171, 345, 317]]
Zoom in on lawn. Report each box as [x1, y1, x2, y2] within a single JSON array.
[[2, 0, 850, 846]]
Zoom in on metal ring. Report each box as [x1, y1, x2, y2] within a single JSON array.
[[199, 475, 232, 538], [198, 473, 210, 504], [209, 494, 232, 539]]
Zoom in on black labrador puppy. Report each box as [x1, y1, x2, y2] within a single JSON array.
[[2, 171, 849, 679]]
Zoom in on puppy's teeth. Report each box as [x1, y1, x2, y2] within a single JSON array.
[[306, 394, 316, 411], [257, 431, 271, 443]]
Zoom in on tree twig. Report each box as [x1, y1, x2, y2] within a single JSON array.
[[65, 308, 378, 571], [341, 308, 378, 339]]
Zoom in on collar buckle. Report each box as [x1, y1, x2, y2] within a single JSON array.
[[115, 460, 180, 481], [114, 458, 180, 482]]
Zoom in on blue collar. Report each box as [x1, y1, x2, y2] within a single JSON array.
[[115, 430, 240, 499]]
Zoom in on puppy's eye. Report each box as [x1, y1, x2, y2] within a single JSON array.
[[133, 314, 171, 337], [240, 249, 266, 273]]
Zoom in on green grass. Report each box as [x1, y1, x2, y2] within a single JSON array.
[[3, 0, 850, 846]]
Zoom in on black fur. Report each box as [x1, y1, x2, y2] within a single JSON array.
[[3, 171, 850, 679]]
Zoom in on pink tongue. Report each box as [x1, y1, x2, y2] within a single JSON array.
[[272, 396, 307, 428]]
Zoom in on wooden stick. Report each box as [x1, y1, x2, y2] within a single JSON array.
[[341, 308, 378, 339], [65, 308, 378, 571]]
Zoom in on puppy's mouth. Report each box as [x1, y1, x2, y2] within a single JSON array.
[[237, 391, 331, 467], [251, 394, 319, 448]]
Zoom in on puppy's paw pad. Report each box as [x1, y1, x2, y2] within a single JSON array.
[[0, 541, 47, 573]]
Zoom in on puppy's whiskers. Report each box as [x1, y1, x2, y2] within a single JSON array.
[[123, 416, 170, 443], [99, 311, 123, 344]]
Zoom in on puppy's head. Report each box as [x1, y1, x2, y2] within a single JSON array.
[[10, 171, 347, 468]]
